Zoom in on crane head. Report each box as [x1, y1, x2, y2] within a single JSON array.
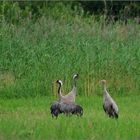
[[73, 74, 79, 79], [100, 79, 107, 85], [56, 80, 63, 86]]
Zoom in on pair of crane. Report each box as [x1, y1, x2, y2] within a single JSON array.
[[52, 74, 119, 119], [51, 74, 83, 118]]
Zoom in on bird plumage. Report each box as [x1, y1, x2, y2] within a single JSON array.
[[56, 80, 64, 102], [50, 77, 82, 118], [100, 80, 119, 119], [71, 104, 83, 116], [58, 102, 83, 116], [56, 74, 78, 103], [50, 102, 83, 118], [50, 101, 62, 118], [62, 74, 78, 103]]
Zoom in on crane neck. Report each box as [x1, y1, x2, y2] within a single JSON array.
[[73, 77, 77, 88], [58, 83, 62, 97], [103, 84, 107, 92]]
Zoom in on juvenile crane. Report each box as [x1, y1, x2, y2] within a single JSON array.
[[100, 80, 119, 119]]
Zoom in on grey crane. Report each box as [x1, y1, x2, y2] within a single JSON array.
[[100, 80, 119, 119], [50, 101, 83, 118], [56, 80, 64, 102], [71, 104, 83, 116], [50, 101, 61, 118], [57, 74, 78, 103], [50, 80, 63, 118], [58, 102, 83, 116], [50, 78, 82, 118], [56, 79, 73, 103]]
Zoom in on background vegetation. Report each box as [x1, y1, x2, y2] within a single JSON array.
[[0, 1, 140, 98]]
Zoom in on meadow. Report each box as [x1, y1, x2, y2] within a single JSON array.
[[0, 3, 140, 139], [0, 95, 140, 140]]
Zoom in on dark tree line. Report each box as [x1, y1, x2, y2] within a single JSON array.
[[0, 1, 140, 23], [79, 1, 140, 24]]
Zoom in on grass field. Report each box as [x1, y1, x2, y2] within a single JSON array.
[[0, 95, 139, 140]]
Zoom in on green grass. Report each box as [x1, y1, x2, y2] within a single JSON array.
[[0, 95, 139, 140]]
